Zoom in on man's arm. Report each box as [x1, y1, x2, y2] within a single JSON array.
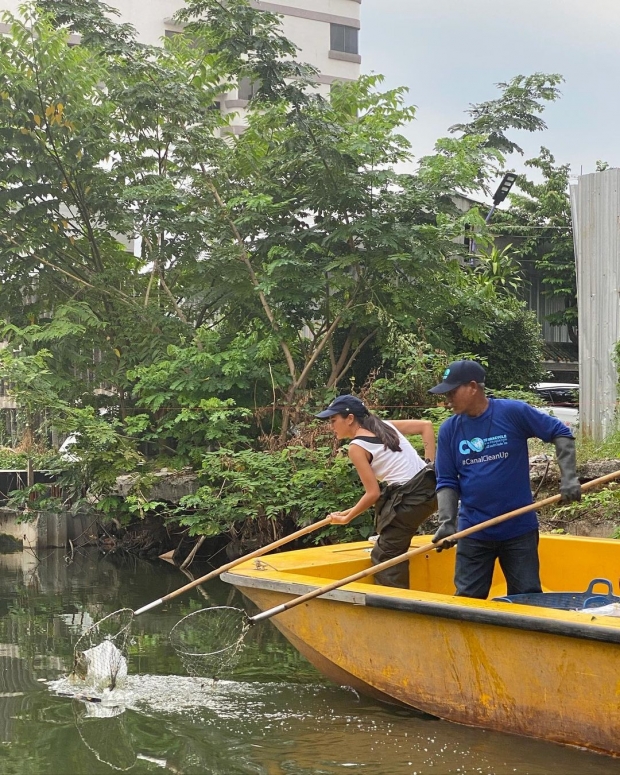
[[511, 401, 581, 503], [391, 419, 435, 462], [435, 422, 459, 491], [432, 421, 460, 550]]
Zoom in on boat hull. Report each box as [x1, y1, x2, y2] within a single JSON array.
[[223, 535, 620, 756]]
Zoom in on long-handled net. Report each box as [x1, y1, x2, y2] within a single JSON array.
[[169, 606, 250, 679], [163, 537, 445, 677], [162, 471, 620, 676], [64, 519, 336, 690], [71, 608, 133, 692], [59, 472, 620, 689], [68, 603, 250, 689]]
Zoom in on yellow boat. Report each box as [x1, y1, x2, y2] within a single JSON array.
[[222, 533, 620, 757]]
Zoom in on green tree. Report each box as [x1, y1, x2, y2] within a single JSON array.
[[495, 148, 577, 343], [449, 305, 546, 390], [0, 5, 198, 412], [449, 73, 563, 156], [474, 244, 523, 297], [0, 2, 563, 537]]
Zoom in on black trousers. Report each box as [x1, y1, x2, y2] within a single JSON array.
[[371, 467, 437, 588], [454, 529, 542, 599]]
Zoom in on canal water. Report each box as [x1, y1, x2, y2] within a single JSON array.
[[0, 548, 617, 775]]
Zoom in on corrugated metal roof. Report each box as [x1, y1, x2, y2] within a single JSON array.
[[542, 342, 578, 363]]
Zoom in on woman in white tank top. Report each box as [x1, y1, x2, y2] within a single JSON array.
[[316, 395, 437, 588]]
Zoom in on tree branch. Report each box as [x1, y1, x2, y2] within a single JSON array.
[[202, 170, 298, 381], [330, 329, 378, 387]]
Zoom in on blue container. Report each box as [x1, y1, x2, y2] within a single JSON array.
[[492, 578, 620, 611]]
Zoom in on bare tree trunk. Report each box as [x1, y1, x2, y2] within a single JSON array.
[[180, 535, 207, 570], [328, 329, 379, 388]]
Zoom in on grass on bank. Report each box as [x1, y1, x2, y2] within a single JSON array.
[[531, 429, 620, 535]]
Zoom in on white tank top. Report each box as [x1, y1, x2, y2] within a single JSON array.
[[349, 423, 426, 486]]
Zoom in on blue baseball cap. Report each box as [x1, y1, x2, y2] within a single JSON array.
[[429, 360, 486, 394], [315, 395, 368, 419]]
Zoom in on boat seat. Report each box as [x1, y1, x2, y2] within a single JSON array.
[[492, 578, 620, 611]]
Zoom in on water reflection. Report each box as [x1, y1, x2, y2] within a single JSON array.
[[0, 548, 617, 774]]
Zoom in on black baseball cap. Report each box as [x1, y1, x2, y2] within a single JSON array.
[[315, 395, 368, 419], [428, 360, 486, 394]]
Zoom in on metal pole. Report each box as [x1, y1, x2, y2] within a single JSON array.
[[469, 204, 497, 255]]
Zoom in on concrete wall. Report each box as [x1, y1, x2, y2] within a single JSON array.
[[0, 508, 68, 549]]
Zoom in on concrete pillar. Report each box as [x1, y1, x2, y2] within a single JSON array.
[[0, 509, 69, 549]]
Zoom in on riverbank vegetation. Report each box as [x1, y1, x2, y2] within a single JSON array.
[[0, 1, 614, 557]]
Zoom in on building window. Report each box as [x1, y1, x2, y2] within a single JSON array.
[[238, 77, 261, 101], [330, 24, 358, 55]]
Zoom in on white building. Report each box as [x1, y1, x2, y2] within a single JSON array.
[[131, 1, 361, 92], [0, 1, 361, 112]]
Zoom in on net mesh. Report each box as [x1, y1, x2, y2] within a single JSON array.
[[71, 608, 134, 692], [73, 699, 136, 771], [169, 606, 250, 679]]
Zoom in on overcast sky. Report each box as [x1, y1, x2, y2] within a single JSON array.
[[360, 0, 620, 183]]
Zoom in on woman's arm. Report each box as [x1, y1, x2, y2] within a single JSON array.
[[391, 419, 436, 462], [328, 444, 381, 524]]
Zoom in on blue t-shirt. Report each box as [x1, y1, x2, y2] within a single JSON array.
[[435, 398, 573, 540]]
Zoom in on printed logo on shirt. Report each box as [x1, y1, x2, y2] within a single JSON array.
[[459, 437, 485, 454], [459, 433, 508, 456], [462, 451, 509, 466]]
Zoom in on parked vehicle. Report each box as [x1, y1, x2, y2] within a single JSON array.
[[533, 382, 579, 406], [532, 382, 579, 430]]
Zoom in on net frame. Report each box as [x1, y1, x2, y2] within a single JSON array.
[[71, 608, 134, 691], [169, 605, 251, 679]]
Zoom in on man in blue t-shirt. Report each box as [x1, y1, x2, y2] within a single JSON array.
[[429, 360, 581, 599]]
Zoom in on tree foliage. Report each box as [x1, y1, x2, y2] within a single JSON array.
[[0, 1, 560, 537], [494, 148, 577, 343], [449, 305, 546, 390], [449, 73, 563, 157]]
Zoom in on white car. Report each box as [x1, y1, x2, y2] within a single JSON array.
[[532, 383, 579, 431]]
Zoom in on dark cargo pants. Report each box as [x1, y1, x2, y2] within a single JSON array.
[[454, 528, 542, 599], [371, 466, 437, 588]]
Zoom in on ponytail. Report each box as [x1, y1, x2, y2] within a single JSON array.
[[358, 414, 402, 452], [333, 399, 402, 452]]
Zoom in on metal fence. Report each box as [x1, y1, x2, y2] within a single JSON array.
[[570, 168, 620, 441], [0, 470, 59, 505]]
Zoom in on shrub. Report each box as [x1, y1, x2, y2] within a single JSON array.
[[451, 306, 546, 389], [177, 444, 373, 542]]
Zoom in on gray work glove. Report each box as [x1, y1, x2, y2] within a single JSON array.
[[553, 436, 581, 503], [432, 487, 459, 552]]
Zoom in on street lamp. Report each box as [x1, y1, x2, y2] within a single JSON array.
[[469, 172, 518, 254], [487, 171, 518, 221]]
